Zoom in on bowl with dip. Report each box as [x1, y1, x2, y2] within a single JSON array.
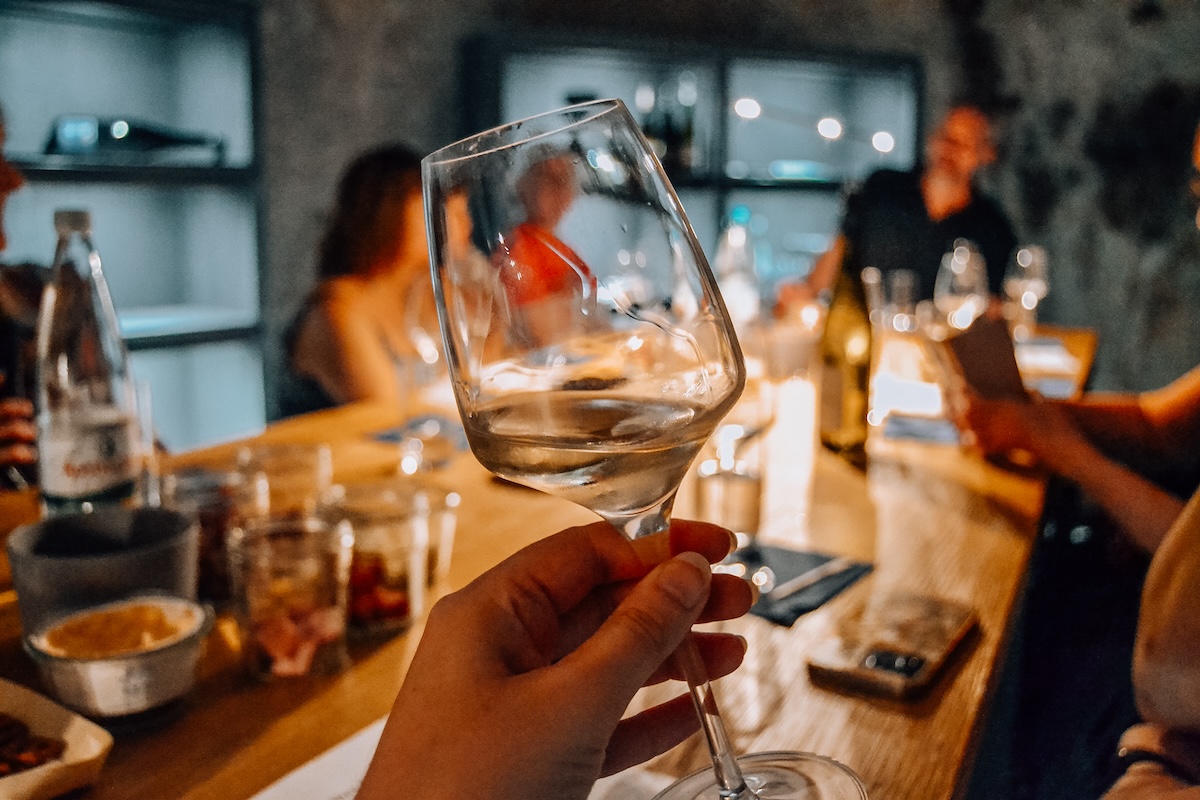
[[24, 595, 213, 719]]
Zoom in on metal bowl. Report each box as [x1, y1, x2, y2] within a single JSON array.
[[24, 595, 213, 718]]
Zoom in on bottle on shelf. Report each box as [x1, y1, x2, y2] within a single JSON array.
[[818, 265, 873, 468], [639, 73, 697, 178], [35, 209, 140, 515]]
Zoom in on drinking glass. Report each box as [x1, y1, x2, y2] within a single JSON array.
[[1003, 245, 1048, 342], [237, 442, 333, 519], [933, 239, 988, 330], [226, 516, 353, 679], [424, 99, 866, 800]]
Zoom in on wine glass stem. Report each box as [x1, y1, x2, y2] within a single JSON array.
[[675, 635, 753, 798], [624, 504, 754, 799]]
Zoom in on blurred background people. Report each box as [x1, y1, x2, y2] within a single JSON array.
[[281, 144, 442, 417], [778, 104, 1016, 311], [0, 104, 42, 485], [496, 150, 598, 347]]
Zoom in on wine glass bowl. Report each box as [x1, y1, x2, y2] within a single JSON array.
[[423, 99, 744, 539], [423, 99, 867, 799], [933, 239, 988, 330], [1003, 245, 1048, 341]]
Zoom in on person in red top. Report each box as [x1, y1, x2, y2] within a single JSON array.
[[498, 152, 597, 346]]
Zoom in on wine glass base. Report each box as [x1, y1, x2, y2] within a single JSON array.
[[652, 751, 868, 800]]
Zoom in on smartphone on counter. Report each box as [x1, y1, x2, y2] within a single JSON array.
[[806, 592, 977, 700]]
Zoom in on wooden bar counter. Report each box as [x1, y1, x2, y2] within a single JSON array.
[[0, 327, 1096, 800]]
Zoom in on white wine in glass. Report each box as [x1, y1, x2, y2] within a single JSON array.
[[423, 99, 867, 799]]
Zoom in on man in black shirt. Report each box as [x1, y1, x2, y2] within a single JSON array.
[[780, 104, 1017, 305]]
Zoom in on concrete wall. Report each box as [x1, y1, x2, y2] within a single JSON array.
[[258, 0, 1200, 413]]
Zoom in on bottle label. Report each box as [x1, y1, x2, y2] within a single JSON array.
[[40, 410, 138, 501]]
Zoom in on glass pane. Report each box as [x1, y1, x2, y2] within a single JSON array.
[[132, 339, 265, 451], [5, 182, 259, 339], [727, 59, 918, 183], [724, 189, 843, 302], [501, 50, 719, 178], [0, 7, 253, 166]]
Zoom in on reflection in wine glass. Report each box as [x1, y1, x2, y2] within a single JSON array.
[[934, 239, 988, 330], [424, 100, 867, 800]]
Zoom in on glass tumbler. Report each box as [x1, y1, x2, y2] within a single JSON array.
[[237, 442, 333, 519], [161, 465, 267, 604], [327, 480, 427, 637], [227, 517, 353, 679]]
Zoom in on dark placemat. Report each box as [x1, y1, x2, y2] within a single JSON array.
[[882, 413, 961, 445], [731, 544, 872, 627]]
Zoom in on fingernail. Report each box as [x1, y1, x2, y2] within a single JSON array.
[[658, 551, 710, 607], [726, 529, 738, 555]]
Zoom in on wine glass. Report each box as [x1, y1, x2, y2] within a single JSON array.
[[1002, 245, 1048, 342], [424, 99, 867, 800], [933, 238, 988, 330]]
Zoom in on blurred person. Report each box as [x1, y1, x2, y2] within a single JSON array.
[[777, 104, 1016, 310], [356, 519, 753, 800], [1102, 487, 1200, 799], [282, 144, 450, 417], [0, 104, 42, 484], [496, 150, 598, 347], [962, 368, 1200, 555], [960, 121, 1200, 800], [963, 120, 1200, 554]]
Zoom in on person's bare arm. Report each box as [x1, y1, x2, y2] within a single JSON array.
[[775, 234, 845, 315], [963, 395, 1184, 553], [1058, 365, 1200, 473], [291, 285, 401, 406]]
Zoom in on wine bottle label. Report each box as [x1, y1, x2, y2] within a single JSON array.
[[39, 410, 138, 501]]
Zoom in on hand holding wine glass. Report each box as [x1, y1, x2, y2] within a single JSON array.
[[356, 520, 753, 800], [424, 99, 867, 799]]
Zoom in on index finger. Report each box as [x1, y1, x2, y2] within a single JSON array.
[[471, 519, 734, 618]]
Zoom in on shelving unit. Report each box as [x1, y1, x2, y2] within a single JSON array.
[[462, 30, 923, 294], [0, 0, 265, 450]]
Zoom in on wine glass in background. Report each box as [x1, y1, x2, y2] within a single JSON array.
[[1003, 245, 1048, 342], [424, 99, 867, 800], [392, 266, 470, 474], [933, 238, 988, 330]]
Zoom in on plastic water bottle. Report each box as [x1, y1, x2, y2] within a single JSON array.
[[35, 210, 139, 515]]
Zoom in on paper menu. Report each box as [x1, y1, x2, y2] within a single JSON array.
[[250, 719, 384, 800], [249, 716, 673, 800]]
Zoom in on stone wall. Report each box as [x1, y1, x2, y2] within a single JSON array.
[[258, 0, 1200, 414]]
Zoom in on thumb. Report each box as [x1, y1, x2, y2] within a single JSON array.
[[563, 551, 711, 716]]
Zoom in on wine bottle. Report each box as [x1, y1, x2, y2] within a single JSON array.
[[35, 210, 140, 515], [818, 266, 872, 468]]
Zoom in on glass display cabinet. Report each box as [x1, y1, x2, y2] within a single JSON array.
[[462, 31, 923, 299], [0, 0, 264, 450]]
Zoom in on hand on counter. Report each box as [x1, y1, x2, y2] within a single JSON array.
[[0, 397, 37, 475], [357, 519, 753, 800]]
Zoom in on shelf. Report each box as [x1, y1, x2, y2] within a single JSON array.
[[10, 158, 257, 187], [120, 306, 259, 351]]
